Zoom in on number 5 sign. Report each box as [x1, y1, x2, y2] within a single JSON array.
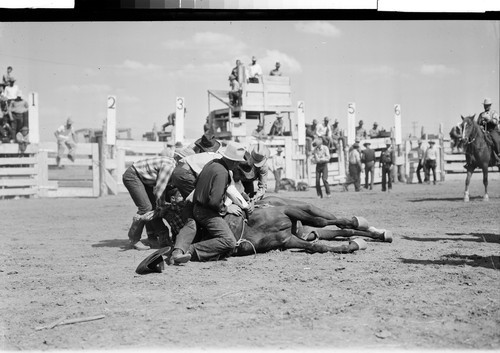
[[347, 102, 356, 145]]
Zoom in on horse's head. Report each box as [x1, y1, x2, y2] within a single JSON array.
[[461, 114, 477, 143]]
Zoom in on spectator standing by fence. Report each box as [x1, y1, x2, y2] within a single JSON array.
[[416, 140, 427, 184], [380, 143, 393, 192], [311, 138, 331, 198], [368, 122, 380, 138], [343, 142, 362, 192], [271, 147, 285, 193], [362, 142, 376, 190], [54, 117, 78, 168], [247, 56, 262, 83], [424, 140, 438, 185]]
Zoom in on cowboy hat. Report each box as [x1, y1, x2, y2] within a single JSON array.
[[221, 141, 246, 162], [363, 142, 371, 146], [135, 247, 172, 275], [483, 98, 492, 105], [251, 143, 269, 168], [194, 134, 221, 153], [429, 140, 436, 144], [66, 117, 73, 125], [352, 142, 360, 148], [276, 146, 283, 152]]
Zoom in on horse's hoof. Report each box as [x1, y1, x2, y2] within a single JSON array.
[[353, 216, 369, 230], [350, 238, 367, 251], [382, 230, 393, 243], [483, 194, 489, 201]]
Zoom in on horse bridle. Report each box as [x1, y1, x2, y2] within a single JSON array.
[[462, 121, 476, 145]]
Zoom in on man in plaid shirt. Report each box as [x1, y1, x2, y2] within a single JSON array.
[[122, 156, 176, 250]]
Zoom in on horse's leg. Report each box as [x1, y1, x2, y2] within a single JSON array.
[[281, 234, 366, 254], [311, 228, 393, 243], [284, 207, 360, 230], [464, 169, 474, 202], [482, 166, 489, 201]]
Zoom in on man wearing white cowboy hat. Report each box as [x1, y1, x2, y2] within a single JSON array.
[[477, 97, 500, 164], [172, 141, 247, 263], [54, 117, 78, 168]]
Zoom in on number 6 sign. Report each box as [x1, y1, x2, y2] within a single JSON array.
[[394, 104, 402, 145]]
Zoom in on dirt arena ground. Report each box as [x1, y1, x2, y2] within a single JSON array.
[[1, 178, 499, 351]]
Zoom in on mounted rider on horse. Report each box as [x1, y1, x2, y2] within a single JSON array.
[[476, 97, 500, 166]]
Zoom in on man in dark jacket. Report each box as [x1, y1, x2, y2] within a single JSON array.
[[171, 141, 246, 263], [362, 142, 376, 190]]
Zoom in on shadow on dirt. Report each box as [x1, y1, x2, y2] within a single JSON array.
[[92, 239, 131, 250], [402, 233, 500, 244], [400, 254, 499, 270], [408, 196, 485, 202]]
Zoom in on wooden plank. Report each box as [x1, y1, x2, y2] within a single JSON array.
[[39, 142, 95, 155], [0, 143, 38, 154], [0, 167, 36, 176], [444, 154, 466, 162], [0, 187, 37, 196], [0, 157, 37, 165], [47, 157, 93, 167], [47, 187, 96, 198], [105, 168, 118, 195], [0, 178, 37, 187], [92, 143, 100, 197]]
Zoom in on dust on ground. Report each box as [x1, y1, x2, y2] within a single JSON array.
[[1, 179, 499, 351]]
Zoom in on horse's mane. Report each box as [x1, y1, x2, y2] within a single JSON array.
[[461, 114, 493, 168]]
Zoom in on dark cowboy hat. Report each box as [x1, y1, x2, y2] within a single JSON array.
[[194, 134, 221, 153], [363, 142, 371, 147], [352, 142, 360, 148], [135, 247, 172, 275]]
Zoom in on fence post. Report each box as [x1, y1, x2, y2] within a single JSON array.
[[37, 146, 49, 197], [97, 134, 107, 197]]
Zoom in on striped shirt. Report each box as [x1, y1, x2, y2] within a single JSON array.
[[133, 157, 176, 202]]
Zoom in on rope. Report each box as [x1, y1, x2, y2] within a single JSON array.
[[235, 218, 257, 258]]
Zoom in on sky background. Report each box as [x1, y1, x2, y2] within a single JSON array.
[[0, 20, 499, 142]]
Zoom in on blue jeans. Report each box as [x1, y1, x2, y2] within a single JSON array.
[[192, 204, 237, 261], [122, 166, 167, 242]]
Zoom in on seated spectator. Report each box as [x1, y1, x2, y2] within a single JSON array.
[[269, 62, 281, 76], [331, 119, 342, 151], [2, 66, 14, 86], [9, 90, 29, 134], [355, 120, 367, 141], [252, 122, 267, 140], [16, 126, 29, 153], [0, 115, 14, 143], [247, 56, 262, 83], [193, 133, 221, 153], [0, 83, 8, 114], [228, 75, 241, 106], [316, 116, 333, 149], [368, 122, 380, 138], [305, 119, 318, 155], [268, 113, 284, 136]]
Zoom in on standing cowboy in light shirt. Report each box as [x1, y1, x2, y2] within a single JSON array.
[[247, 56, 263, 83], [271, 146, 285, 193], [423, 140, 439, 185]]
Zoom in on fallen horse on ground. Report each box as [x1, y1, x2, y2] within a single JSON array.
[[136, 196, 392, 274]]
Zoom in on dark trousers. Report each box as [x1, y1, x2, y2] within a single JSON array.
[[425, 159, 437, 183], [192, 204, 237, 261], [11, 112, 25, 134], [364, 161, 375, 189], [381, 165, 392, 191], [315, 162, 330, 197], [416, 159, 425, 183], [174, 201, 197, 254], [345, 163, 361, 191], [122, 166, 167, 242]]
